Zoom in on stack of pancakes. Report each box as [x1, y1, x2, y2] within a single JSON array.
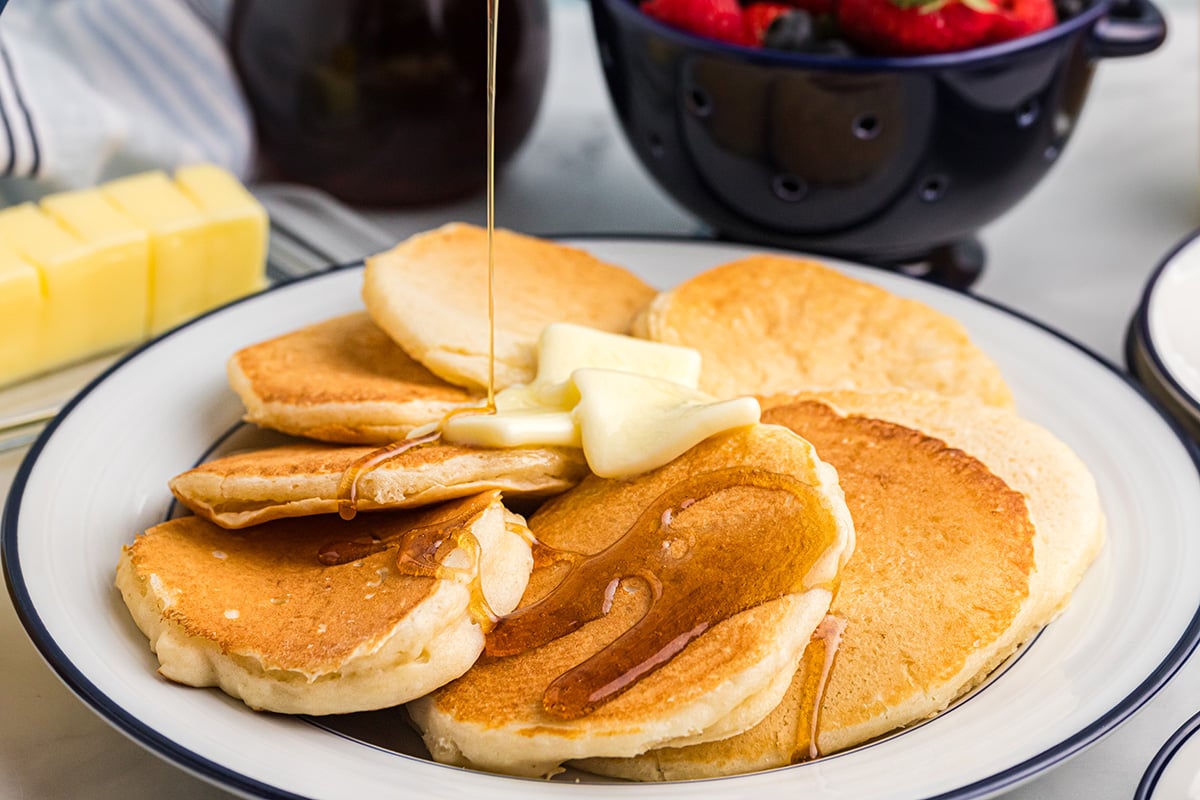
[[116, 223, 1103, 780]]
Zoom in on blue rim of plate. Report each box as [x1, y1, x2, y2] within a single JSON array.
[[1135, 709, 1200, 800], [1127, 229, 1200, 427], [4, 238, 1200, 800]]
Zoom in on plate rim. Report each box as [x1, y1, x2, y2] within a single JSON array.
[[1135, 708, 1200, 800], [1130, 228, 1200, 422], [5, 237, 1200, 800]]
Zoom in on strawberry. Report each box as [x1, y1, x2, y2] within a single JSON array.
[[744, 2, 794, 46], [640, 0, 750, 45], [837, 0, 997, 55], [987, 0, 1057, 42]]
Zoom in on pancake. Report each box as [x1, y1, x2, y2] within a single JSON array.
[[363, 223, 657, 392], [169, 439, 589, 529], [228, 312, 480, 444], [408, 424, 855, 778], [581, 392, 1102, 779], [115, 492, 533, 715], [771, 389, 1105, 627], [632, 255, 1013, 406]]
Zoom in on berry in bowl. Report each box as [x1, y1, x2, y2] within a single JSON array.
[[589, 0, 1165, 286]]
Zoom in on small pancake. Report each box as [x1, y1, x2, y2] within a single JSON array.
[[169, 440, 589, 529], [408, 424, 855, 777], [363, 223, 657, 392], [632, 255, 1013, 406], [582, 392, 1101, 779], [228, 312, 480, 444], [116, 492, 533, 715]]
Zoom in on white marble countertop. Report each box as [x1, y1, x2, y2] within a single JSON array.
[[1, 0, 1198, 797]]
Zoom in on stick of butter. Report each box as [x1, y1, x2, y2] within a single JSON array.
[[42, 189, 151, 341], [0, 239, 42, 384], [0, 165, 268, 388], [0, 203, 146, 371], [175, 164, 268, 307], [102, 171, 212, 334]]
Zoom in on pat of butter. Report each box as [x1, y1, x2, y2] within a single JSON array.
[[442, 325, 706, 451], [103, 171, 211, 334], [174, 164, 268, 307], [443, 409, 580, 448], [530, 323, 701, 407], [0, 203, 144, 369], [572, 368, 761, 478], [439, 324, 758, 477], [0, 239, 43, 384]]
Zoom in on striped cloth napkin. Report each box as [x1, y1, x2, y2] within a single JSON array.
[[0, 0, 252, 203]]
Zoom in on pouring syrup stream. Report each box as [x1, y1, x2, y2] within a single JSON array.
[[336, 6, 501, 521], [486, 0, 499, 411]]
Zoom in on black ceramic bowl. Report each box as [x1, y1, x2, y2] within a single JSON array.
[[589, 0, 1166, 286]]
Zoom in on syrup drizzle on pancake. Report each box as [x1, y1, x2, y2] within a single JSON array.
[[319, 492, 502, 631], [485, 467, 842, 719], [335, 431, 440, 520], [792, 615, 846, 762]]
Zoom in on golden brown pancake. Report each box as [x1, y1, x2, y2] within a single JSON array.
[[362, 223, 657, 392], [407, 424, 855, 777], [582, 392, 1101, 779], [169, 439, 589, 529], [115, 492, 533, 715], [633, 255, 1013, 406], [770, 389, 1105, 629], [227, 312, 480, 444]]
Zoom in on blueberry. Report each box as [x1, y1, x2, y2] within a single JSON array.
[[764, 10, 815, 51]]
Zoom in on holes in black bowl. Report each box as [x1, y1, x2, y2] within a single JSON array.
[[772, 174, 808, 202], [685, 87, 713, 118], [919, 175, 948, 203], [1016, 98, 1040, 128], [1044, 143, 1061, 162], [648, 131, 666, 159], [852, 113, 881, 141]]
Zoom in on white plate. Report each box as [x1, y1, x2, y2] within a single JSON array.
[[0, 353, 123, 451], [1128, 230, 1200, 441], [5, 238, 1200, 800], [1137, 711, 1200, 800]]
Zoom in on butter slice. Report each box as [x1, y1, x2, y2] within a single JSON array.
[[0, 238, 43, 384], [573, 368, 761, 478], [42, 189, 150, 341], [529, 323, 702, 407], [103, 171, 209, 334], [443, 409, 580, 448], [0, 204, 143, 369], [439, 324, 752, 476], [174, 164, 268, 307]]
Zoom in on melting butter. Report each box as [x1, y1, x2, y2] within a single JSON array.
[[440, 323, 760, 478], [531, 322, 701, 406], [572, 369, 760, 478], [444, 409, 579, 448]]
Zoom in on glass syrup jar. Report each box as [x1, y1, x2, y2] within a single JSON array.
[[229, 0, 550, 206]]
